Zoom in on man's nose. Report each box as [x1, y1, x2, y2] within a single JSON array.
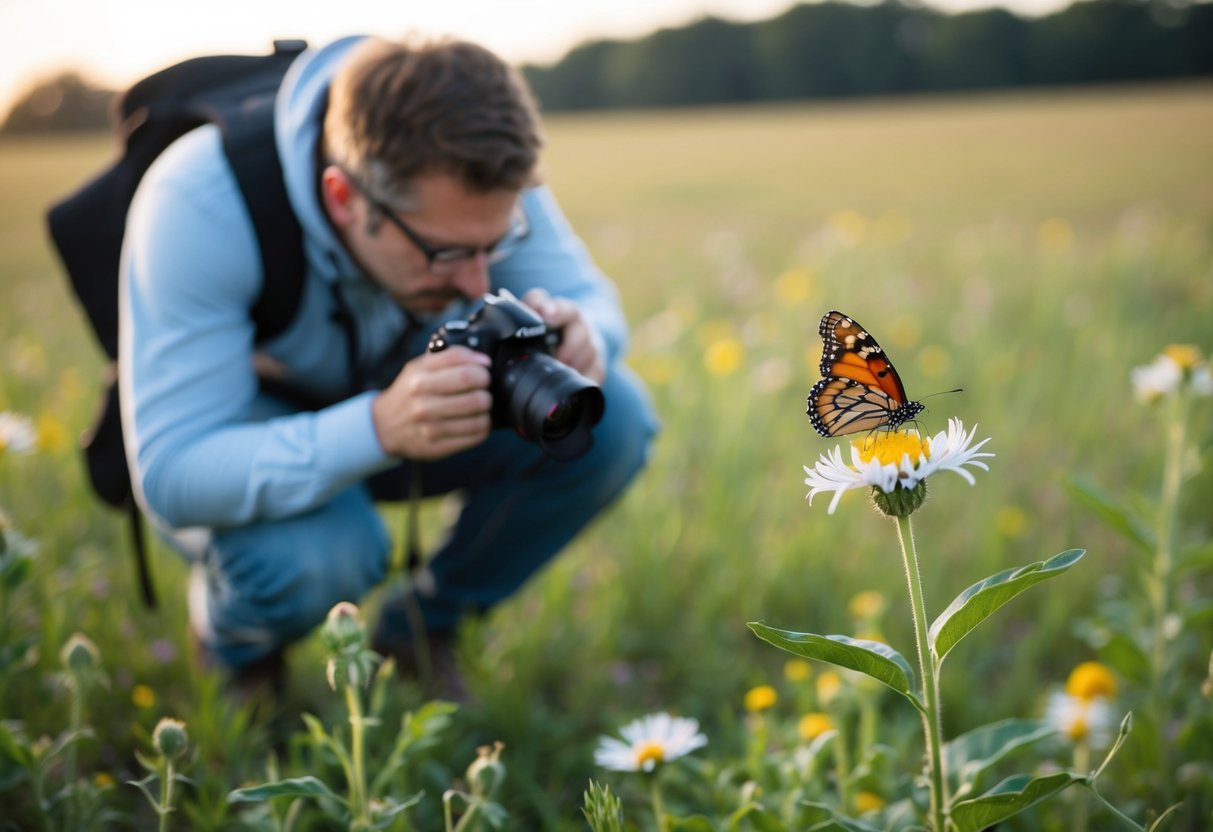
[[451, 252, 491, 299]]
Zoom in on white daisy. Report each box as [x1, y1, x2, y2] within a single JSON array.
[[803, 418, 993, 515], [0, 411, 37, 456], [1132, 345, 1213, 403], [1045, 690, 1116, 750], [1131, 354, 1182, 403], [594, 712, 707, 773]]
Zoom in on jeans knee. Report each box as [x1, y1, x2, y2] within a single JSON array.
[[208, 496, 390, 644]]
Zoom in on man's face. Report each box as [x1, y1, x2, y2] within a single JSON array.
[[330, 169, 520, 315]]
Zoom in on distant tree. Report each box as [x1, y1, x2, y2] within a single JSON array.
[[2, 71, 113, 133], [922, 8, 1032, 89]]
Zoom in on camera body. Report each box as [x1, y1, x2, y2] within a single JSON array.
[[427, 291, 605, 461]]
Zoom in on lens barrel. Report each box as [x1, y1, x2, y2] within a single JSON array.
[[496, 352, 605, 461]]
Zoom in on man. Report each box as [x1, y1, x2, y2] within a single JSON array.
[[119, 35, 657, 693]]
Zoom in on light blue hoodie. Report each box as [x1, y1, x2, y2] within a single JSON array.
[[119, 36, 629, 532]]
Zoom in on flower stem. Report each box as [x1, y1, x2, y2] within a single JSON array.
[[649, 774, 669, 832], [160, 760, 174, 832], [1148, 389, 1185, 799], [895, 515, 948, 832], [1072, 741, 1091, 832], [345, 684, 369, 825]]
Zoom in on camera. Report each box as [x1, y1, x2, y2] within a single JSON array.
[[427, 291, 605, 462]]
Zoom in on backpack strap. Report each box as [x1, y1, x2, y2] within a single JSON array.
[[216, 41, 307, 341]]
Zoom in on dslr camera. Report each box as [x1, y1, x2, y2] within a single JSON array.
[[427, 291, 605, 462]]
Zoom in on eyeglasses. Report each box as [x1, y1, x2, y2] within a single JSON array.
[[342, 168, 529, 275]]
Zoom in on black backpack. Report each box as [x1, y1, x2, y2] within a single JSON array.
[[46, 40, 311, 606]]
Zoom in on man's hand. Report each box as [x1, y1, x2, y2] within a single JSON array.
[[521, 288, 606, 384], [371, 347, 493, 460]]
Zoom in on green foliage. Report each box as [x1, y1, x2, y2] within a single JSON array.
[[1, 86, 1211, 828], [522, 0, 1213, 110], [748, 626, 921, 708], [929, 549, 1085, 663]]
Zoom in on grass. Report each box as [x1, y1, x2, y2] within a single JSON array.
[[2, 80, 1212, 829]]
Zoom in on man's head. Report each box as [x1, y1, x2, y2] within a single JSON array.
[[320, 37, 544, 312], [324, 36, 543, 203]]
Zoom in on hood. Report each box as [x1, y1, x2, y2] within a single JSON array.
[[275, 36, 368, 285]]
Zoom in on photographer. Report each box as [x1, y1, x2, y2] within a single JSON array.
[[119, 35, 657, 696]]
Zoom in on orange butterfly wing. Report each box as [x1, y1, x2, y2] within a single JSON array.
[[807, 311, 923, 437]]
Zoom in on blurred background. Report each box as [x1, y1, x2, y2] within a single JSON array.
[[2, 0, 1211, 829]]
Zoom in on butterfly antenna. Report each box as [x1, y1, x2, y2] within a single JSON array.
[[920, 388, 964, 402]]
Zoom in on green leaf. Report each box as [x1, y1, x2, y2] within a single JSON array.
[[929, 549, 1085, 663], [725, 802, 785, 831], [668, 815, 716, 831], [371, 792, 425, 828], [1065, 476, 1154, 553], [749, 623, 921, 708], [944, 719, 1056, 799], [800, 801, 884, 831], [227, 776, 343, 804], [950, 772, 1085, 832]]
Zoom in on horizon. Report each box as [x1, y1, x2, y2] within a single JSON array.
[[1, 0, 1074, 118]]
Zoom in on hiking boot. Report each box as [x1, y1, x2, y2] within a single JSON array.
[[371, 630, 471, 704]]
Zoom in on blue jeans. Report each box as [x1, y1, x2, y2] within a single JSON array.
[[183, 365, 657, 670]]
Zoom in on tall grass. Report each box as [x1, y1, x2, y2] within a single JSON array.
[[1, 81, 1211, 828]]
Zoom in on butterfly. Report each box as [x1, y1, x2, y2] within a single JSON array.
[[806, 310, 924, 437]]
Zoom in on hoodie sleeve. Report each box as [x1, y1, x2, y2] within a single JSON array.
[[490, 186, 629, 366], [119, 127, 393, 530]]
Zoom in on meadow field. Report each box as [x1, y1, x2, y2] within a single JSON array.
[[1, 81, 1211, 829]]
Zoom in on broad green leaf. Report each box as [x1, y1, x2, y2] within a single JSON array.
[[950, 772, 1085, 832], [1065, 476, 1154, 553], [800, 801, 884, 831], [668, 815, 717, 831], [944, 719, 1056, 799], [929, 549, 1085, 663], [750, 624, 921, 707], [228, 776, 343, 804]]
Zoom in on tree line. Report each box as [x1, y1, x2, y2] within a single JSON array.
[[520, 0, 1213, 109], [4, 0, 1211, 132]]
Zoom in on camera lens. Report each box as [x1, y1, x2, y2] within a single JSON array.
[[542, 398, 583, 441], [497, 353, 605, 462]]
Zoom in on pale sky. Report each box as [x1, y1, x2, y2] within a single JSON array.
[[1, 0, 1070, 117]]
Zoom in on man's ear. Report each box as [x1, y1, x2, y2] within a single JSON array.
[[321, 165, 357, 226]]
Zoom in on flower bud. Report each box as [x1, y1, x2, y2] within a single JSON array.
[[871, 480, 927, 517], [321, 602, 366, 657], [153, 717, 189, 760], [467, 742, 506, 798], [60, 632, 100, 674]]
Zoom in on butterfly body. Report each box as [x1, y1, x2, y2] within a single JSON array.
[[807, 310, 924, 437]]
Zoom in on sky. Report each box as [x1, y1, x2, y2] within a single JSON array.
[[0, 0, 1073, 118]]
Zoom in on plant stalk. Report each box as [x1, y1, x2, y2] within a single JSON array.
[[895, 514, 948, 832], [345, 684, 370, 825], [159, 759, 174, 832], [649, 773, 669, 832]]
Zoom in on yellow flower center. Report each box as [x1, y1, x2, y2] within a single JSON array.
[[1163, 343, 1204, 370], [1066, 711, 1090, 742], [744, 684, 778, 712], [798, 712, 834, 741], [854, 430, 930, 467], [784, 659, 812, 682], [1066, 662, 1117, 702], [855, 791, 887, 813], [634, 741, 665, 769]]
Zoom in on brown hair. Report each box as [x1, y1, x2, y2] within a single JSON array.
[[324, 37, 543, 206]]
